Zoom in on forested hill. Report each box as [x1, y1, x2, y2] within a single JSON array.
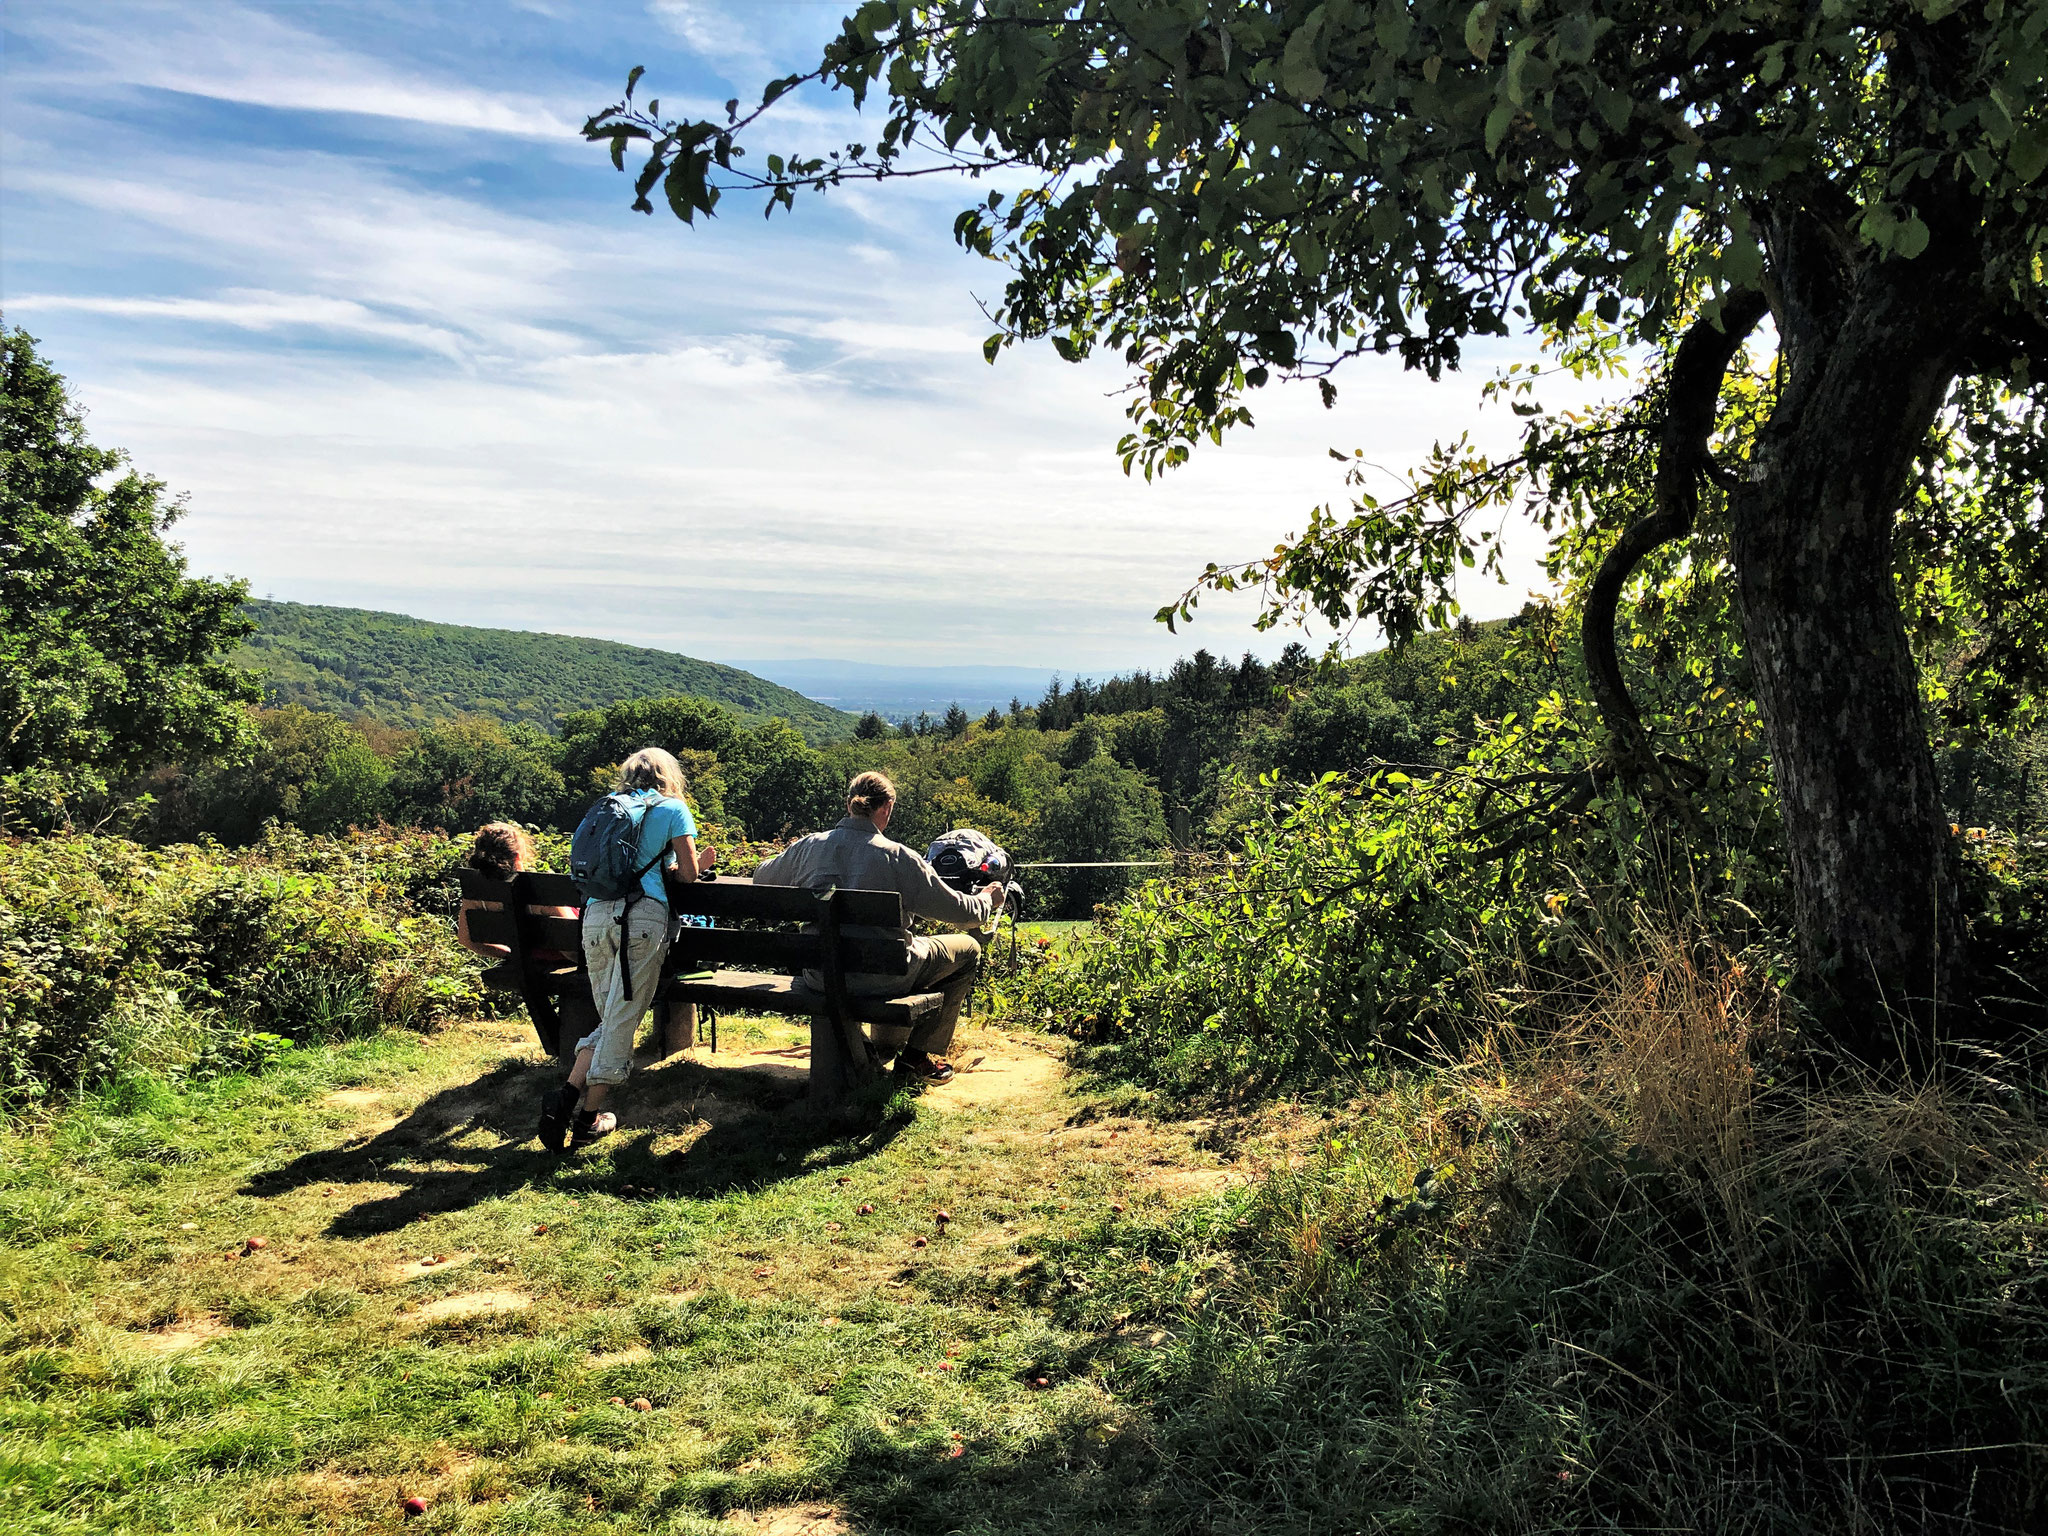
[[237, 600, 852, 740]]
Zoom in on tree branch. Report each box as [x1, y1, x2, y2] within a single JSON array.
[[1581, 289, 1770, 790]]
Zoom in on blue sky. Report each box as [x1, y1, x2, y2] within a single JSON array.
[[1, 1, 1599, 673]]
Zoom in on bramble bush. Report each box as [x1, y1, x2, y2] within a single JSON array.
[[0, 825, 504, 1105], [1008, 742, 1795, 1101]]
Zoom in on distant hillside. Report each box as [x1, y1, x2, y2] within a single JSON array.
[[238, 601, 852, 741]]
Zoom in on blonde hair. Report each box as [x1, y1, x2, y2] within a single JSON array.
[[616, 747, 687, 799], [847, 770, 896, 818], [467, 822, 532, 882]]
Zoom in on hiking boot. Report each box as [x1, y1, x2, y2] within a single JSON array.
[[537, 1082, 580, 1152]]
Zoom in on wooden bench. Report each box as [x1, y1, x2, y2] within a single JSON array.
[[456, 869, 948, 1104]]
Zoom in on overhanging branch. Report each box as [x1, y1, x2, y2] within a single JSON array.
[[1581, 289, 1770, 794]]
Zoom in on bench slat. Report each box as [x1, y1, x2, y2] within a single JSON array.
[[468, 920, 906, 979], [464, 869, 903, 929], [462, 907, 582, 953], [664, 971, 946, 1025], [665, 927, 907, 976], [668, 877, 902, 928]]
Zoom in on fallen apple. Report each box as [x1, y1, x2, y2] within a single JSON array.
[[401, 1495, 428, 1517], [912, 1237, 928, 1249], [243, 1237, 268, 1252], [632, 1397, 652, 1412], [933, 1210, 952, 1226], [858, 1204, 875, 1216]]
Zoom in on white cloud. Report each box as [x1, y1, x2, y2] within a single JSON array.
[[5, 291, 469, 358], [1, 1, 1602, 673], [10, 2, 584, 139]]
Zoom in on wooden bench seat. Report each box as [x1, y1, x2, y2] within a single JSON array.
[[458, 867, 938, 1104]]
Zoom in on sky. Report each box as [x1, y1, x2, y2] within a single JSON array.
[[0, 0, 1618, 675]]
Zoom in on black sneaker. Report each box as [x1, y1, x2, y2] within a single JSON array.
[[895, 1051, 956, 1084], [537, 1082, 580, 1152]]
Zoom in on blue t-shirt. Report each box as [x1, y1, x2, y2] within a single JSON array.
[[629, 791, 699, 902]]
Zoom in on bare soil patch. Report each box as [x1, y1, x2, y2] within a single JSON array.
[[129, 1316, 232, 1353], [324, 1089, 386, 1109], [727, 1504, 850, 1536], [389, 1249, 479, 1283], [405, 1290, 530, 1323], [929, 1049, 1063, 1113]]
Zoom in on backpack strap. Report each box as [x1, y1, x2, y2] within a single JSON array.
[[613, 801, 678, 1004]]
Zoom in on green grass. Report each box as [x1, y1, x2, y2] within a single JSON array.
[[0, 1013, 1229, 1534], [11, 965, 2043, 1535]]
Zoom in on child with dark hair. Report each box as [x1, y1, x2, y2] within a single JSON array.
[[455, 823, 577, 962]]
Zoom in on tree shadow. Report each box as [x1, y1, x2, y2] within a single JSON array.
[[241, 1049, 913, 1238]]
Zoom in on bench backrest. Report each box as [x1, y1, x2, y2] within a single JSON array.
[[455, 869, 910, 976]]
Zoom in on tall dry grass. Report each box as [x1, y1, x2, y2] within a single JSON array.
[[1065, 914, 2048, 1533]]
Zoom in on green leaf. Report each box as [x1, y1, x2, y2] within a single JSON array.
[[626, 65, 645, 99], [1464, 0, 1503, 64], [1485, 101, 1515, 155], [983, 332, 1004, 365], [2012, 123, 2048, 184], [1281, 14, 1328, 102]]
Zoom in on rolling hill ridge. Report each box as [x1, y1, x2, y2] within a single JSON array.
[[237, 600, 851, 740]]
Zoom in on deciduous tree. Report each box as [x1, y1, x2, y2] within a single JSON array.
[[589, 1, 2048, 1057], [2, 326, 255, 827]]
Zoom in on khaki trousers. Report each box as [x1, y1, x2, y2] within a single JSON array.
[[578, 898, 669, 1086], [854, 932, 983, 1057]]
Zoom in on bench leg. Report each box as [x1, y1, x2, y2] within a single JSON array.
[[808, 1014, 882, 1109]]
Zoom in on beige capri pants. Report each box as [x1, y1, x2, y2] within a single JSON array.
[[578, 897, 669, 1087]]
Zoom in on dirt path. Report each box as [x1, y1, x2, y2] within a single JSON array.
[[4, 1011, 1262, 1536]]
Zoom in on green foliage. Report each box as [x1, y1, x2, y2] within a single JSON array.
[[0, 827, 490, 1106], [1, 326, 256, 828], [726, 716, 843, 839], [1033, 757, 1170, 917], [239, 598, 850, 740], [387, 716, 568, 834], [145, 706, 393, 844], [594, 2, 2044, 468]]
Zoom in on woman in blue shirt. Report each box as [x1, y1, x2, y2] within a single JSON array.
[[538, 747, 716, 1151]]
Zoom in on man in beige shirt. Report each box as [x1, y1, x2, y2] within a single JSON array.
[[751, 770, 1003, 1082]]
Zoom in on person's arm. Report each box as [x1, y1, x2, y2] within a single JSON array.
[[895, 852, 1000, 929], [669, 834, 714, 883], [455, 901, 509, 958], [751, 843, 797, 886]]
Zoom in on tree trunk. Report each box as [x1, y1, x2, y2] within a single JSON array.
[[1729, 255, 1978, 1062]]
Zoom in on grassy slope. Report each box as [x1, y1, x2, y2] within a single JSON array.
[[0, 1013, 1235, 1535], [237, 601, 852, 741]]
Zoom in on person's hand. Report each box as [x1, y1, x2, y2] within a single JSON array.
[[699, 845, 719, 874], [982, 880, 1006, 910]]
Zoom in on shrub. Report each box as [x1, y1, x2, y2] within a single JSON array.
[[0, 825, 496, 1105]]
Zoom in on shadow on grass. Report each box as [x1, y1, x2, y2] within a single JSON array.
[[240, 1050, 914, 1238]]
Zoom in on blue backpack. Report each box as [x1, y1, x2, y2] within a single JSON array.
[[569, 793, 671, 1002], [569, 792, 667, 902]]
